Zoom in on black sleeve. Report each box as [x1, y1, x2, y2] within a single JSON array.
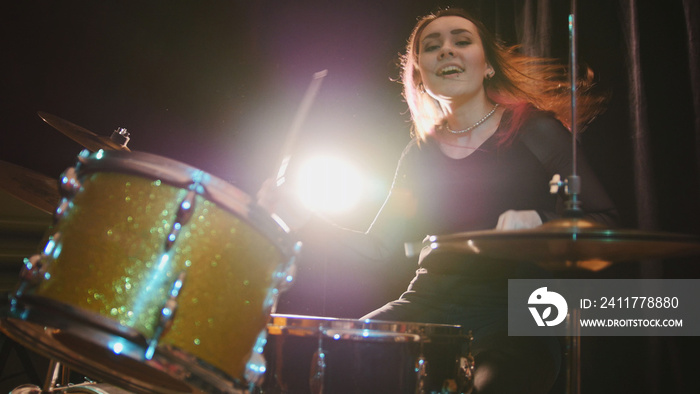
[[518, 113, 619, 227]]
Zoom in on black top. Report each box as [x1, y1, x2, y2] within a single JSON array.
[[365, 107, 618, 254], [358, 108, 619, 321]]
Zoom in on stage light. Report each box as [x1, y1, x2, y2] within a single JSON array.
[[297, 156, 364, 214]]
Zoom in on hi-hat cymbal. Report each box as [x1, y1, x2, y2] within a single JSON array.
[[420, 218, 700, 271], [37, 112, 130, 152], [0, 160, 60, 215]]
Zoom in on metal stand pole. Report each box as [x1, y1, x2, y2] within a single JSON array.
[[566, 308, 581, 394], [41, 359, 61, 393]]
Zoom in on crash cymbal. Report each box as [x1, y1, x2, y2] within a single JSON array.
[[420, 218, 700, 271], [0, 160, 60, 215], [37, 111, 130, 152]]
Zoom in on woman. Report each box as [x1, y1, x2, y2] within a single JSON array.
[[269, 7, 618, 393]]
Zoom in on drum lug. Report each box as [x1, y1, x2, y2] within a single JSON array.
[[244, 329, 269, 387], [414, 355, 428, 394], [455, 330, 475, 393], [274, 255, 297, 292], [455, 355, 475, 393], [164, 190, 197, 251], [56, 164, 80, 222], [59, 167, 81, 196], [266, 242, 300, 312], [309, 350, 326, 394], [15, 255, 45, 299], [309, 335, 326, 394], [145, 271, 186, 360], [54, 197, 73, 221], [16, 232, 62, 296]]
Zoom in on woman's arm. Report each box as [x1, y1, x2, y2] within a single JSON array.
[[518, 114, 619, 227], [297, 141, 419, 264]]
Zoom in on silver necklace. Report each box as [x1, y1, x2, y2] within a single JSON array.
[[446, 103, 500, 134]]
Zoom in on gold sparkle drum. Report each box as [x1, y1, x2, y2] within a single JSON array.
[[262, 315, 474, 394], [1, 150, 298, 393]]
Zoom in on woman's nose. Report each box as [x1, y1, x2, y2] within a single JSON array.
[[438, 47, 454, 59]]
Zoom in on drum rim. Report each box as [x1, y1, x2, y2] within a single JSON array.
[[268, 313, 467, 338], [74, 149, 297, 257], [1, 300, 246, 394]]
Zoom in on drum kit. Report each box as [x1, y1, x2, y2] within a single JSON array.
[[1, 106, 699, 394], [0, 112, 476, 394]]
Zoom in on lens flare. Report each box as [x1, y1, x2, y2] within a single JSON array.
[[297, 156, 364, 213]]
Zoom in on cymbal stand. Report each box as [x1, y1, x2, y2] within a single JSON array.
[[567, 1, 583, 392], [565, 308, 581, 394], [42, 359, 60, 393], [550, 1, 583, 393], [567, 2, 580, 392], [36, 359, 70, 393], [550, 0, 583, 219]]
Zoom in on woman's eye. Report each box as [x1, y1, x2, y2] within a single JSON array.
[[456, 40, 471, 46], [423, 44, 440, 52]]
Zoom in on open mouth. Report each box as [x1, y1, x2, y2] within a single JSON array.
[[438, 65, 464, 76]]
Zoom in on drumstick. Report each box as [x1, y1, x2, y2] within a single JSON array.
[[273, 69, 329, 187]]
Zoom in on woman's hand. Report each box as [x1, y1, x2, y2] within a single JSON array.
[[495, 210, 542, 230]]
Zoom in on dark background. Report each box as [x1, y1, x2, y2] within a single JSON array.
[[1, 1, 699, 393]]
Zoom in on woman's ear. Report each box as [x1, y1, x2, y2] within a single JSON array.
[[415, 73, 425, 92], [485, 64, 495, 79]]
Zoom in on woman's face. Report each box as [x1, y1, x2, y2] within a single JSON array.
[[416, 16, 492, 103]]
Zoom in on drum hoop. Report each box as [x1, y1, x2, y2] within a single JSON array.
[[54, 382, 131, 393], [75, 150, 297, 257], [322, 328, 421, 342], [268, 314, 467, 339], [15, 294, 146, 345], [3, 296, 249, 394]]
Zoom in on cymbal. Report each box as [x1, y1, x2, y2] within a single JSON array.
[[38, 111, 130, 152], [0, 160, 60, 215], [421, 218, 700, 271]]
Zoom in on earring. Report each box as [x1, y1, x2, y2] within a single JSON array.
[[418, 83, 426, 93], [486, 70, 495, 79]]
